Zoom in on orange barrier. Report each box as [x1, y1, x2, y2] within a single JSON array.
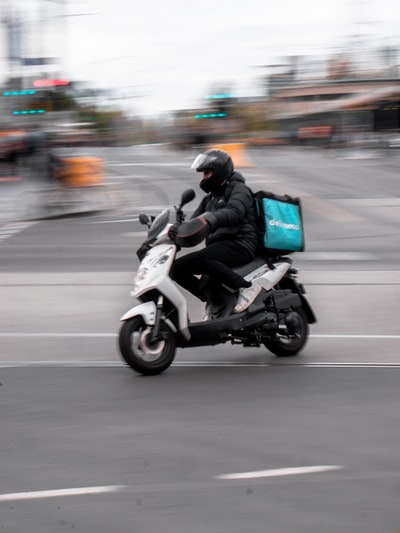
[[61, 156, 104, 187], [209, 143, 254, 168]]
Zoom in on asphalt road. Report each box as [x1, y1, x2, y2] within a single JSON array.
[[2, 143, 400, 271], [2, 366, 400, 533], [1, 144, 400, 532]]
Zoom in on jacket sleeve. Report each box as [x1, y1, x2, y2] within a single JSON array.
[[190, 196, 208, 219], [202, 183, 253, 230]]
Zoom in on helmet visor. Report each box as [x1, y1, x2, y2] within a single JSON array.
[[190, 153, 216, 171]]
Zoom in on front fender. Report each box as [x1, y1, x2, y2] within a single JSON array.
[[119, 301, 183, 337], [120, 301, 156, 323]]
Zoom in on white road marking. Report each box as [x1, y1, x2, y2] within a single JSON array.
[[247, 178, 279, 183], [337, 150, 382, 160], [84, 207, 168, 223], [0, 361, 125, 367], [121, 232, 149, 237], [312, 334, 400, 339], [88, 218, 140, 223], [108, 162, 189, 167], [340, 198, 400, 207], [0, 485, 127, 502], [174, 362, 400, 368], [106, 173, 152, 178], [0, 333, 116, 337], [0, 221, 37, 242], [175, 362, 400, 368], [0, 333, 399, 339], [1, 361, 400, 369], [299, 251, 377, 261], [291, 363, 400, 367], [215, 465, 343, 480], [0, 466, 342, 501]]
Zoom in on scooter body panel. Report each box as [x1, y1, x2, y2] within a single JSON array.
[[177, 288, 304, 348], [178, 313, 247, 348], [132, 244, 175, 297], [130, 243, 191, 339]]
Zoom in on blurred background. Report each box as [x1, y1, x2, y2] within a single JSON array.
[[0, 0, 399, 152]]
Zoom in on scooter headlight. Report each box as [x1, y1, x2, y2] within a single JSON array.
[[131, 246, 175, 295], [132, 266, 149, 292]]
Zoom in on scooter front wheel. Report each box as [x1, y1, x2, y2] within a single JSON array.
[[118, 317, 176, 375]]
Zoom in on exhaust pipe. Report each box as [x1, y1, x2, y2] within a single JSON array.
[[242, 311, 277, 330]]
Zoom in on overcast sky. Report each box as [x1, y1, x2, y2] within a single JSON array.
[[1, 0, 400, 117]]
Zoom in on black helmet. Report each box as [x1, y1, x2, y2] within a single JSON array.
[[191, 149, 234, 193]]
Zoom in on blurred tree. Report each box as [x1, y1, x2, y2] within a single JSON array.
[[50, 89, 78, 112], [228, 103, 275, 132]]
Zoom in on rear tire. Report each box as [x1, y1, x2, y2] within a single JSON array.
[[264, 308, 309, 357], [119, 317, 176, 375]]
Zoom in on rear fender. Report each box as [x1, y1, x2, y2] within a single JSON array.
[[270, 290, 302, 310], [269, 290, 316, 324], [278, 277, 317, 324], [298, 294, 317, 324]]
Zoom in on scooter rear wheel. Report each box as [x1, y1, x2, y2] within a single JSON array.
[[263, 308, 309, 357], [119, 317, 176, 375]]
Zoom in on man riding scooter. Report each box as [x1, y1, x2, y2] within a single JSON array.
[[121, 172, 315, 375], [170, 149, 262, 317]]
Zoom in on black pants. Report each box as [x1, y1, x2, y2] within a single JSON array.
[[171, 241, 253, 302]]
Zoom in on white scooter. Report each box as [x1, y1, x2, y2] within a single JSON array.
[[118, 189, 316, 375]]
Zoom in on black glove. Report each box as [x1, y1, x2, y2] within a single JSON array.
[[168, 223, 180, 242], [136, 241, 151, 261]]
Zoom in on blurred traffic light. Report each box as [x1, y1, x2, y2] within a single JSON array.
[[3, 90, 36, 96], [196, 91, 235, 119], [206, 93, 234, 99], [3, 88, 54, 115], [3, 79, 73, 117], [12, 109, 46, 115], [194, 112, 227, 119]]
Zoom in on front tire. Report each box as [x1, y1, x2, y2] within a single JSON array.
[[264, 308, 309, 357], [119, 317, 176, 375]]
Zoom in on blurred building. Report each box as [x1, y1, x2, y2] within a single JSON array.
[[264, 45, 400, 143]]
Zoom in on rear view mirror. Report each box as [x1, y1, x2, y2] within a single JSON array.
[[180, 189, 196, 207], [139, 213, 150, 226]]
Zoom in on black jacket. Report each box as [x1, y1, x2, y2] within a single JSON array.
[[191, 171, 259, 256]]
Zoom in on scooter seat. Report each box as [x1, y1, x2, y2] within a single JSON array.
[[232, 256, 266, 278]]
